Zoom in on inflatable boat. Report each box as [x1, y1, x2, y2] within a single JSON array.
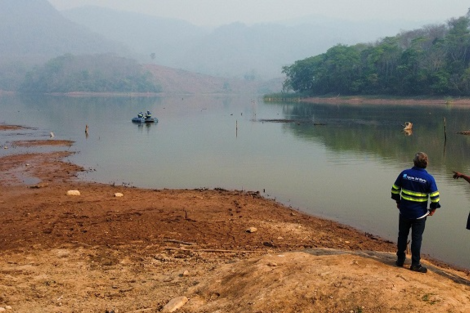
[[132, 116, 158, 123]]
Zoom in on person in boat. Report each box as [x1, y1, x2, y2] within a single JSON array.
[[391, 152, 441, 273], [137, 112, 144, 118], [145, 111, 152, 119]]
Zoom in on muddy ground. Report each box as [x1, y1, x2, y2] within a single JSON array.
[[1, 124, 470, 313]]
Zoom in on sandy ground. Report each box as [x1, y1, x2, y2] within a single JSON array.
[[1, 124, 470, 313]]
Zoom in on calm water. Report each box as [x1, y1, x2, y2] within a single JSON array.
[[2, 94, 470, 269]]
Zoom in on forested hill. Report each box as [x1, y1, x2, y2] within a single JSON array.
[[18, 54, 160, 94], [282, 11, 470, 97], [16, 53, 283, 94]]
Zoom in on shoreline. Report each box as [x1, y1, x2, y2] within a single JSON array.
[[0, 123, 467, 273], [2, 124, 470, 312], [301, 95, 470, 106]]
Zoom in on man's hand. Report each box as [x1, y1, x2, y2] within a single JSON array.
[[453, 171, 462, 179], [429, 209, 436, 216]]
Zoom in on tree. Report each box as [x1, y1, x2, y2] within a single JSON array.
[[282, 55, 323, 93]]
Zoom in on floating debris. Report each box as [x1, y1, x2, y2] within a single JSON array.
[[403, 121, 413, 130]]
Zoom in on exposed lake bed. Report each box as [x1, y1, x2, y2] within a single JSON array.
[[1, 124, 470, 312]]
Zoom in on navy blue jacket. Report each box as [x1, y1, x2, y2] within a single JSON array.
[[391, 166, 441, 219]]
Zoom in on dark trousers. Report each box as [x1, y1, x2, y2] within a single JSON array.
[[397, 215, 427, 266]]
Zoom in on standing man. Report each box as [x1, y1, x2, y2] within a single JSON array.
[[391, 152, 441, 273]]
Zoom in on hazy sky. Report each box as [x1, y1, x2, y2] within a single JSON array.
[[47, 0, 469, 26]]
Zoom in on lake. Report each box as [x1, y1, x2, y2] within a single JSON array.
[[1, 93, 470, 270]]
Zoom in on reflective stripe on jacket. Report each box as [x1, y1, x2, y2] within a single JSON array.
[[391, 166, 441, 219]]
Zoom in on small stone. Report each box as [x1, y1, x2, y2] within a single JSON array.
[[182, 270, 190, 276], [246, 227, 257, 233], [66, 190, 81, 196], [29, 183, 48, 189], [0, 307, 5, 312], [114, 193, 124, 197], [162, 296, 189, 312]]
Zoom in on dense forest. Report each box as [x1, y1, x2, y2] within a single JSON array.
[[19, 54, 160, 93], [282, 11, 470, 97]]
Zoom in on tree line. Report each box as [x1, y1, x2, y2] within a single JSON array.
[[282, 11, 470, 97], [19, 54, 160, 93]]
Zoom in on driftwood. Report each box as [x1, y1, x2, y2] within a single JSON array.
[[457, 131, 470, 135], [164, 239, 196, 245]]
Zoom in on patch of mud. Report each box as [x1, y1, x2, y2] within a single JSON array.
[[12, 139, 74, 147]]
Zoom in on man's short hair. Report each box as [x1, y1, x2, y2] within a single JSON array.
[[413, 152, 428, 168]]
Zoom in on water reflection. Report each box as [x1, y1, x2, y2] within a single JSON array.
[[135, 122, 156, 134], [269, 101, 470, 175]]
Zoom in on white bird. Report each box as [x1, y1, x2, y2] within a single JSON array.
[[50, 132, 54, 138]]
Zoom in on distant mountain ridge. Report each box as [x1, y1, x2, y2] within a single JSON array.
[[62, 6, 430, 80], [0, 0, 130, 62]]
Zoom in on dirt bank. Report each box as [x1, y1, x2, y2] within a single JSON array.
[[1, 125, 470, 312]]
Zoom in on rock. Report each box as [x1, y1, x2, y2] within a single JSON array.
[[162, 296, 189, 312], [114, 193, 124, 197], [29, 183, 49, 189], [66, 190, 81, 196], [0, 307, 5, 312], [182, 270, 190, 277], [246, 227, 257, 233]]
